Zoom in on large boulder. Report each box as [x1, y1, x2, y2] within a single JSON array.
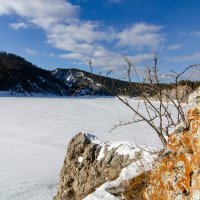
[[54, 133, 158, 200]]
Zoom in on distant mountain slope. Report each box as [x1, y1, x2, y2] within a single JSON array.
[[52, 68, 111, 96], [0, 52, 141, 96], [52, 68, 141, 96], [0, 52, 68, 96], [0, 51, 197, 97]]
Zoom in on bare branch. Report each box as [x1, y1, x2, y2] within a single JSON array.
[[87, 54, 200, 147]]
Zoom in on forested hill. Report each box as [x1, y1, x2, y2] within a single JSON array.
[[0, 52, 140, 96], [0, 52, 69, 96], [0, 52, 198, 97]]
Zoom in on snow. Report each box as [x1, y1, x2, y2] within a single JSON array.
[[84, 183, 118, 200], [84, 141, 158, 200], [84, 132, 102, 145], [0, 97, 164, 200], [78, 156, 84, 163], [97, 140, 158, 162], [97, 146, 106, 161]]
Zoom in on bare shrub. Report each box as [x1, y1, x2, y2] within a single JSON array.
[[89, 53, 200, 147]]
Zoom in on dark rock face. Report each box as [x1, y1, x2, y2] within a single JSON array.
[[53, 133, 135, 200], [52, 68, 108, 96]]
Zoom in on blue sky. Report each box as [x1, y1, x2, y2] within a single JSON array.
[[0, 0, 200, 78]]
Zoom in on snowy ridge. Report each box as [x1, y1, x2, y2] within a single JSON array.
[[52, 68, 105, 96], [84, 132, 102, 145]]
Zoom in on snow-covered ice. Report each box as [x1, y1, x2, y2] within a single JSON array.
[[0, 97, 163, 200]]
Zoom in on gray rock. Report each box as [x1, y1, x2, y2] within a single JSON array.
[[53, 133, 135, 200]]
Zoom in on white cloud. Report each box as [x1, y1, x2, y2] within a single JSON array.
[[86, 52, 152, 69], [47, 22, 108, 45], [179, 31, 200, 37], [117, 23, 164, 49], [0, 0, 79, 29], [171, 52, 200, 62], [43, 52, 56, 57], [190, 31, 200, 36], [25, 48, 37, 56], [167, 44, 184, 51], [59, 52, 84, 60], [0, 1, 165, 69], [10, 21, 29, 30], [108, 0, 123, 3]]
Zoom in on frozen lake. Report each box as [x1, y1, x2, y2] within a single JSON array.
[[0, 97, 163, 200]]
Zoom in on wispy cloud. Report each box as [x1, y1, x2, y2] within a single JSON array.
[[171, 52, 200, 62], [179, 31, 200, 37], [108, 0, 123, 3], [188, 31, 200, 36], [10, 21, 29, 30], [0, 0, 79, 28], [43, 52, 56, 57], [167, 44, 184, 51], [0, 0, 165, 69], [116, 23, 164, 49], [25, 48, 37, 56]]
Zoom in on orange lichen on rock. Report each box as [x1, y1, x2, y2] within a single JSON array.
[[144, 108, 200, 200]]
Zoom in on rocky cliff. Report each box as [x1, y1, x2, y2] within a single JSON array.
[[144, 89, 200, 200], [53, 133, 158, 200]]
